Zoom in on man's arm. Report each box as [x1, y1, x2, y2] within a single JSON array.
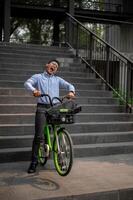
[[24, 74, 41, 97], [24, 80, 36, 92], [58, 77, 75, 97]]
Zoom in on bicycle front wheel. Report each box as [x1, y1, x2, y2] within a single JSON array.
[[53, 129, 74, 176]]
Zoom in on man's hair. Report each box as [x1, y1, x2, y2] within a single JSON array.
[[47, 59, 60, 68]]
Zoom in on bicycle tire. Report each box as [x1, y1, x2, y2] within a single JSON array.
[[53, 129, 74, 176], [38, 144, 48, 166]]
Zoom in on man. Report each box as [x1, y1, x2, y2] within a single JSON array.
[[24, 59, 75, 173]]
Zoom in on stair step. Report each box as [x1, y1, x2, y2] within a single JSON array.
[[0, 86, 106, 97], [0, 135, 33, 148], [0, 104, 36, 113], [0, 96, 37, 104], [0, 122, 133, 136], [1, 141, 133, 163], [0, 52, 74, 60], [0, 104, 124, 114], [0, 113, 132, 124], [0, 49, 73, 57], [0, 74, 101, 83], [74, 142, 133, 157], [0, 63, 86, 71], [0, 96, 118, 104], [75, 113, 133, 122], [0, 95, 116, 105], [81, 105, 124, 113], [66, 122, 133, 133], [0, 79, 104, 88], [0, 57, 74, 64], [0, 124, 34, 136], [0, 43, 78, 63], [1, 131, 133, 149], [0, 147, 31, 163], [0, 68, 92, 78], [72, 131, 133, 144], [0, 42, 71, 53], [0, 83, 103, 90], [0, 90, 112, 97]]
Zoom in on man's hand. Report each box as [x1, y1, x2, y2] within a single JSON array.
[[33, 90, 41, 97], [67, 91, 75, 99]]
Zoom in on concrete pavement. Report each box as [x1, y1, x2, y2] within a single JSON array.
[[1, 154, 133, 200]]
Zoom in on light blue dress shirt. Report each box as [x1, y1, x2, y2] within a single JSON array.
[[24, 71, 75, 104]]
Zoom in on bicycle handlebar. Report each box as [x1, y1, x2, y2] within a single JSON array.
[[40, 94, 53, 106], [40, 93, 81, 115], [40, 93, 75, 107]]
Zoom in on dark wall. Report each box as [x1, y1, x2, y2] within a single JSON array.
[[123, 0, 133, 14]]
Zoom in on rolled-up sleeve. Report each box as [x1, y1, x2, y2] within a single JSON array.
[[58, 77, 75, 93], [24, 74, 38, 92]]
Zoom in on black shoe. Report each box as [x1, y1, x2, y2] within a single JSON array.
[[27, 162, 38, 174]]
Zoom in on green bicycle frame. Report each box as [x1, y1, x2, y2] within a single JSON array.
[[44, 123, 52, 151], [44, 123, 61, 152]]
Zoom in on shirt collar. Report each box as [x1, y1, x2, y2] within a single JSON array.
[[44, 71, 54, 77]]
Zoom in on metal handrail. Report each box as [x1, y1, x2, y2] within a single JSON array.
[[66, 12, 133, 112]]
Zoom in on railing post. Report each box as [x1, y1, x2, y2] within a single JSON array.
[[89, 33, 93, 66], [76, 23, 79, 57], [68, 0, 74, 48], [65, 16, 71, 46], [53, 18, 60, 46], [0, 15, 2, 41], [126, 62, 131, 112], [106, 45, 110, 87], [65, 18, 69, 44], [4, 0, 11, 42]]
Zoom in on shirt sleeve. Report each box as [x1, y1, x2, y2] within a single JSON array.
[[58, 77, 75, 93], [24, 74, 38, 92]]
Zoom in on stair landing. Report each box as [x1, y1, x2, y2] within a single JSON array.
[[0, 154, 133, 200]]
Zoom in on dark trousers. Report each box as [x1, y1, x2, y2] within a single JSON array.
[[31, 104, 50, 163]]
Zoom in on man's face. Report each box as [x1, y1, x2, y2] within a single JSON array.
[[46, 61, 58, 75]]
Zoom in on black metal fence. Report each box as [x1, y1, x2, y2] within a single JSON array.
[[66, 13, 133, 112]]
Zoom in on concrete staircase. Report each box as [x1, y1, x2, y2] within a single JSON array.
[[0, 42, 133, 163]]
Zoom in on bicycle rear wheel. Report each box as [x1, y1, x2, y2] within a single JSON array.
[[38, 143, 48, 166], [53, 129, 74, 176]]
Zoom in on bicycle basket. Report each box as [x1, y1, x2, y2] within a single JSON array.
[[45, 100, 81, 124]]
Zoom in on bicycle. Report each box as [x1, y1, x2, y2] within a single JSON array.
[[37, 94, 81, 176]]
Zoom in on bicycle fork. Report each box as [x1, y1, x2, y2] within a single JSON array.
[[44, 125, 52, 157], [53, 126, 61, 153], [55, 127, 68, 170]]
